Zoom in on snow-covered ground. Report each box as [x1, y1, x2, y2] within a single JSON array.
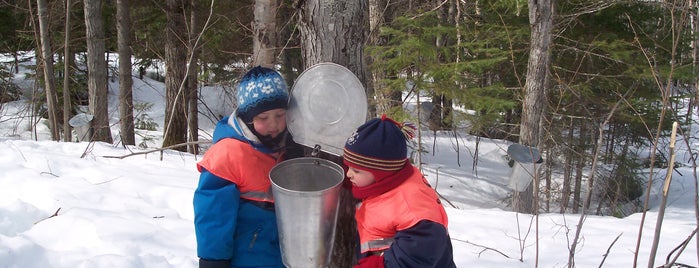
[[0, 55, 697, 267]]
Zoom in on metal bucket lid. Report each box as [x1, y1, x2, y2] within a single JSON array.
[[287, 63, 367, 156], [507, 143, 542, 163], [68, 113, 94, 127]]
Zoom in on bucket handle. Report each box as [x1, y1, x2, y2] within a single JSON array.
[[311, 144, 322, 157]]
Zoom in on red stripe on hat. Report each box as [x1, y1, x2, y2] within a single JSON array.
[[343, 148, 406, 171]]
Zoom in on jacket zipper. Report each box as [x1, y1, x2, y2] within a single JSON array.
[[248, 230, 259, 250]]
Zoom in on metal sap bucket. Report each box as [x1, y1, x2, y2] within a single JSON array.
[[506, 143, 543, 191], [68, 113, 94, 142], [269, 157, 344, 268]]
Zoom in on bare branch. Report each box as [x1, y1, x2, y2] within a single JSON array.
[[103, 140, 211, 159], [34, 207, 61, 225], [598, 232, 623, 268], [451, 237, 514, 260], [663, 228, 698, 267], [569, 95, 625, 267]]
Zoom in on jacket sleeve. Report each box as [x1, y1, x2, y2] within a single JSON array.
[[193, 168, 241, 261], [382, 220, 451, 268]]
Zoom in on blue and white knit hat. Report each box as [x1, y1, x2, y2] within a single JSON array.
[[236, 66, 289, 122]]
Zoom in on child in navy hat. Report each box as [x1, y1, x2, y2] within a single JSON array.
[[344, 115, 456, 268], [193, 66, 301, 268]]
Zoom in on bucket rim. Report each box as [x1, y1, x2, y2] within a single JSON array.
[[269, 157, 345, 194]]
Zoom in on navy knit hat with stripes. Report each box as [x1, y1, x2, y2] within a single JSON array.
[[343, 115, 416, 180], [236, 66, 289, 122]]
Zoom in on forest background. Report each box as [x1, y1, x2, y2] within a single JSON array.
[[0, 0, 698, 266]]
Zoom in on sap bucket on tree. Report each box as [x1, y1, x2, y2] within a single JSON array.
[[269, 157, 344, 268], [68, 113, 94, 142], [506, 143, 543, 191]]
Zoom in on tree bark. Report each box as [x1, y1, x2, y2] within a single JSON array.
[[429, 0, 455, 131], [693, 0, 699, 261], [368, 0, 393, 116], [513, 0, 553, 214], [253, 0, 277, 67], [296, 0, 372, 101], [36, 0, 60, 141], [560, 118, 574, 213], [63, 0, 72, 142], [84, 0, 113, 143], [162, 0, 188, 150], [572, 119, 586, 214], [296, 0, 370, 266], [187, 0, 200, 154], [117, 0, 135, 146]]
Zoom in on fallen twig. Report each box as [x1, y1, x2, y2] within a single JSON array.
[[663, 228, 698, 268], [598, 232, 622, 268], [452, 237, 513, 259], [34, 207, 61, 224], [103, 140, 211, 159], [433, 167, 457, 208]]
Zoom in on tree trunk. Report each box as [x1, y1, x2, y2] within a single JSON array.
[[296, 0, 372, 102], [36, 0, 60, 141], [572, 119, 586, 214], [187, 0, 200, 154], [368, 0, 394, 116], [162, 0, 188, 150], [544, 146, 552, 212], [63, 0, 72, 142], [560, 118, 574, 213], [117, 0, 135, 146], [513, 0, 553, 214], [430, 0, 454, 131], [296, 0, 370, 266], [278, 2, 302, 83], [253, 0, 277, 67], [84, 0, 113, 143], [692, 0, 699, 261], [428, 94, 453, 130]]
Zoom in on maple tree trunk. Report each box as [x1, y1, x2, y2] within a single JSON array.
[[84, 0, 113, 143]]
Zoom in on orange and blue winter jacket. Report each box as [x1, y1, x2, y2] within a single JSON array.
[[193, 115, 286, 268], [356, 165, 457, 268]]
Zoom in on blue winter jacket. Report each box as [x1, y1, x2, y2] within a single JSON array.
[[193, 115, 285, 268]]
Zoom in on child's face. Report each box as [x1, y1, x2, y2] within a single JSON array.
[[252, 108, 287, 138], [346, 166, 375, 187]]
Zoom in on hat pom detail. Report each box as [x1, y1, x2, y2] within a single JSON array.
[[400, 122, 416, 140], [380, 114, 416, 140]]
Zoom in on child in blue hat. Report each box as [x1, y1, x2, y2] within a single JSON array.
[[193, 66, 301, 268]]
